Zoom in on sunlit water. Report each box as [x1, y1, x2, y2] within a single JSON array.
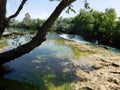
[[0, 33, 89, 89], [1, 33, 120, 89]]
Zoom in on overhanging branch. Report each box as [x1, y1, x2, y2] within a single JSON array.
[[8, 0, 27, 20], [0, 0, 76, 64]]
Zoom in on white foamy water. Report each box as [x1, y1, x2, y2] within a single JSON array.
[[59, 34, 87, 43], [59, 34, 120, 53]]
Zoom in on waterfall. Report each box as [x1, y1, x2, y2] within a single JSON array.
[[59, 34, 86, 43], [59, 34, 120, 53]]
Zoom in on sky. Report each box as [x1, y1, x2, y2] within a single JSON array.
[[6, 0, 120, 21]]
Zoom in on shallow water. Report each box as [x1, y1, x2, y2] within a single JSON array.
[[0, 33, 88, 90], [1, 32, 120, 89]]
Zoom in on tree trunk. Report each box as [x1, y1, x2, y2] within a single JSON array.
[[0, 0, 76, 64], [0, 25, 5, 38], [0, 0, 27, 38], [0, 0, 7, 38]]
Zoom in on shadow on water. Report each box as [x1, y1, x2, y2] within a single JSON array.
[[0, 56, 83, 90], [0, 32, 88, 90], [0, 65, 39, 90], [3, 46, 83, 90]]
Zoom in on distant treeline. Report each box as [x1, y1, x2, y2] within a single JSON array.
[[9, 13, 46, 30], [9, 8, 120, 49]]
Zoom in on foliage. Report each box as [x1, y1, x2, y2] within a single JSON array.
[[71, 9, 95, 36], [51, 17, 73, 33], [8, 8, 120, 48], [71, 8, 120, 48], [50, 8, 120, 48], [9, 13, 45, 30]]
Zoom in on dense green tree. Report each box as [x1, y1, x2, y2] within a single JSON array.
[[71, 9, 95, 39], [116, 20, 120, 30], [22, 13, 32, 28], [9, 18, 19, 27], [92, 8, 117, 43], [51, 17, 73, 33], [69, 8, 120, 48], [8, 16, 45, 30]]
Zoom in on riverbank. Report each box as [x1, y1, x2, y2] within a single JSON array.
[[0, 34, 120, 90], [65, 40, 120, 90]]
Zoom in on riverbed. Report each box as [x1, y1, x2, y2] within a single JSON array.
[[0, 33, 120, 90]]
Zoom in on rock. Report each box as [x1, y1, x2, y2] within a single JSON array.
[[99, 85, 107, 90], [114, 78, 120, 84], [108, 77, 119, 84], [63, 39, 120, 90], [79, 87, 92, 90]]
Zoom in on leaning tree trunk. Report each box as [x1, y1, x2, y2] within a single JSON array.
[[0, 0, 76, 64], [0, 0, 27, 38], [0, 0, 7, 38]]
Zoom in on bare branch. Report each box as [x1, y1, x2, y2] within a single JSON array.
[[8, 0, 27, 20]]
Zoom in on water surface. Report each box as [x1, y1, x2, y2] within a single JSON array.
[[1, 33, 120, 90], [0, 33, 87, 90]]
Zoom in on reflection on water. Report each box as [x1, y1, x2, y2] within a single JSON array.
[[0, 33, 87, 90], [8, 34, 33, 47]]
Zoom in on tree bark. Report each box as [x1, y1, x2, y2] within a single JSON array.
[[0, 0, 27, 38], [0, 18, 6, 38], [0, 0, 7, 18], [0, 0, 7, 38], [0, 0, 76, 64]]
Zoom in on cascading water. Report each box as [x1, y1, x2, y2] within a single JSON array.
[[60, 34, 120, 53], [59, 34, 86, 43]]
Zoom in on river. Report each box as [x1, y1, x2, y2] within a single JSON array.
[[0, 32, 120, 90], [0, 33, 90, 90]]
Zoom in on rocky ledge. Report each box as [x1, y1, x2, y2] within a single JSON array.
[[65, 41, 120, 90]]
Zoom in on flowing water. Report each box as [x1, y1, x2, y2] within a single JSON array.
[[0, 32, 120, 90], [60, 34, 120, 53], [0, 33, 89, 90]]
